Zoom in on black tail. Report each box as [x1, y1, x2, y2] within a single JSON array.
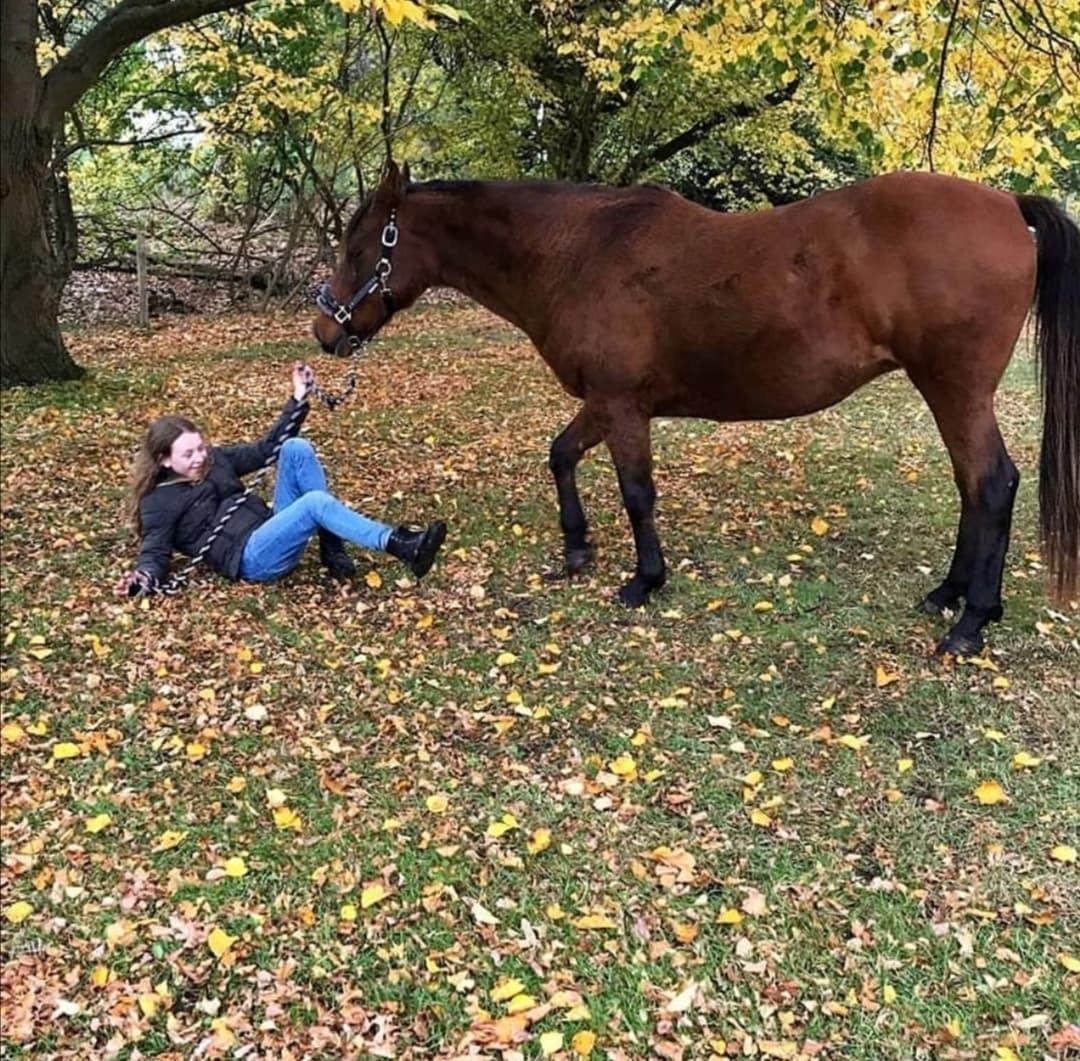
[[1016, 194, 1080, 601]]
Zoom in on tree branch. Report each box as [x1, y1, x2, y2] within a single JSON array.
[[61, 125, 203, 159], [618, 77, 801, 183], [41, 0, 254, 127], [925, 0, 962, 172]]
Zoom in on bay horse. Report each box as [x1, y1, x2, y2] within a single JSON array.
[[314, 162, 1079, 655]]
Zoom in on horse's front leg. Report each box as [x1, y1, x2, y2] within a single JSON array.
[[605, 405, 665, 606], [549, 405, 604, 574]]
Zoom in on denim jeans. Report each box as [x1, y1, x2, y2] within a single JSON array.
[[239, 438, 392, 582]]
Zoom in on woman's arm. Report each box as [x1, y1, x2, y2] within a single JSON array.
[[217, 363, 313, 476], [113, 494, 179, 596]]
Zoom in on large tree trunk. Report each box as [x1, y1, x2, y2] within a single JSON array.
[[1, 0, 83, 386]]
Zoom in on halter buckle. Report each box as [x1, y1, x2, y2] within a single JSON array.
[[333, 305, 351, 325]]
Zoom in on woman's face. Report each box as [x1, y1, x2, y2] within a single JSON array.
[[163, 431, 209, 480]]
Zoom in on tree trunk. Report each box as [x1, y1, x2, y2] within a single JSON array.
[[1, 0, 83, 386]]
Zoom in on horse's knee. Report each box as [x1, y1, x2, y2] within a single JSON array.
[[549, 437, 577, 478], [620, 474, 656, 521]]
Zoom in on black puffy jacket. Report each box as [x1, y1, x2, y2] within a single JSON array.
[[135, 398, 309, 584]]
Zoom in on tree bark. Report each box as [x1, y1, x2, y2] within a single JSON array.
[[1, 0, 255, 387], [1, 0, 83, 385]]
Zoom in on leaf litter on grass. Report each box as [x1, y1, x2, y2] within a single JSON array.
[[1, 305, 1078, 1058]]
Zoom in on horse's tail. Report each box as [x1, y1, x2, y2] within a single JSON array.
[[1016, 193, 1080, 601]]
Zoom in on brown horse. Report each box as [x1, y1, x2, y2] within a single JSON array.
[[314, 163, 1079, 654]]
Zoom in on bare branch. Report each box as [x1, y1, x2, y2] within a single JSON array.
[[41, 0, 255, 127]]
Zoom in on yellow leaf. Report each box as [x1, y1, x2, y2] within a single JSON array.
[[507, 993, 538, 1014], [753, 600, 774, 612], [5, 901, 33, 924], [897, 758, 914, 773], [154, 830, 187, 851], [573, 913, 617, 930], [837, 733, 869, 751], [340, 903, 357, 922], [609, 754, 637, 777], [1, 722, 26, 743], [138, 993, 159, 1018], [771, 757, 794, 772], [416, 613, 433, 629], [249, 661, 264, 675], [227, 776, 246, 793], [540, 1031, 564, 1056], [759, 1041, 798, 1059], [883, 983, 897, 1004], [992, 675, 1011, 690], [186, 741, 207, 761], [361, 883, 387, 909], [749, 809, 772, 827], [973, 781, 1008, 805], [272, 806, 302, 830], [983, 728, 1006, 741], [84, 813, 111, 834], [1058, 953, 1080, 973], [527, 828, 552, 854], [223, 857, 247, 878], [365, 570, 382, 589], [717, 907, 743, 925], [546, 903, 565, 921], [211, 1017, 236, 1047], [1050, 844, 1077, 863], [52, 741, 81, 759], [90, 965, 111, 987], [491, 978, 526, 1002], [572, 1030, 597, 1056], [810, 517, 829, 535], [1011, 750, 1041, 769], [875, 665, 900, 687], [426, 794, 449, 813], [495, 652, 517, 666], [207, 926, 235, 959], [995, 1047, 1021, 1061]]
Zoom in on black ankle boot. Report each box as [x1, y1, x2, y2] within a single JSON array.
[[319, 530, 356, 581], [386, 521, 447, 578]]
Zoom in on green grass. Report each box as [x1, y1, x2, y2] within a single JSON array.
[[1, 303, 1077, 1059]]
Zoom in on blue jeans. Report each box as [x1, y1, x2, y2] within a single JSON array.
[[239, 438, 392, 582]]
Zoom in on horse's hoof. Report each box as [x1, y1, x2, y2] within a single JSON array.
[[918, 595, 946, 615], [617, 579, 651, 608], [936, 631, 984, 657], [565, 546, 594, 575]]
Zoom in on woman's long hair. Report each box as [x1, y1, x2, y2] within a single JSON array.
[[125, 415, 208, 536]]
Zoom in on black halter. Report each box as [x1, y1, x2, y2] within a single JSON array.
[[314, 209, 399, 349]]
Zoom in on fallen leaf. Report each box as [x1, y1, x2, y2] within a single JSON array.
[[973, 781, 1008, 806], [207, 927, 235, 959]]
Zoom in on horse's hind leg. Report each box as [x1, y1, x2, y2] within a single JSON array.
[[604, 403, 666, 606], [918, 386, 1019, 655], [549, 405, 604, 573]]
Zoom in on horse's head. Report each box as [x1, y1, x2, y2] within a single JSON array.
[[313, 160, 420, 357]]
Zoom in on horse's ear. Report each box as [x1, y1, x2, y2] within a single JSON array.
[[377, 159, 408, 207]]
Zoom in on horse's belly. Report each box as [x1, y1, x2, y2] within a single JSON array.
[[656, 342, 898, 421]]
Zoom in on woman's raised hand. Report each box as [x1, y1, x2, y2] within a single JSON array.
[[291, 361, 315, 401]]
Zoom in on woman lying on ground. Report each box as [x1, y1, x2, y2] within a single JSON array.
[[114, 362, 446, 597]]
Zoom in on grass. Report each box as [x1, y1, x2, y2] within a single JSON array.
[[1, 302, 1077, 1059]]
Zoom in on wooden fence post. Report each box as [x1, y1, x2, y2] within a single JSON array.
[[136, 225, 149, 330]]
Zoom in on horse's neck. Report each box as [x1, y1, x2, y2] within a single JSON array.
[[413, 184, 562, 335]]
